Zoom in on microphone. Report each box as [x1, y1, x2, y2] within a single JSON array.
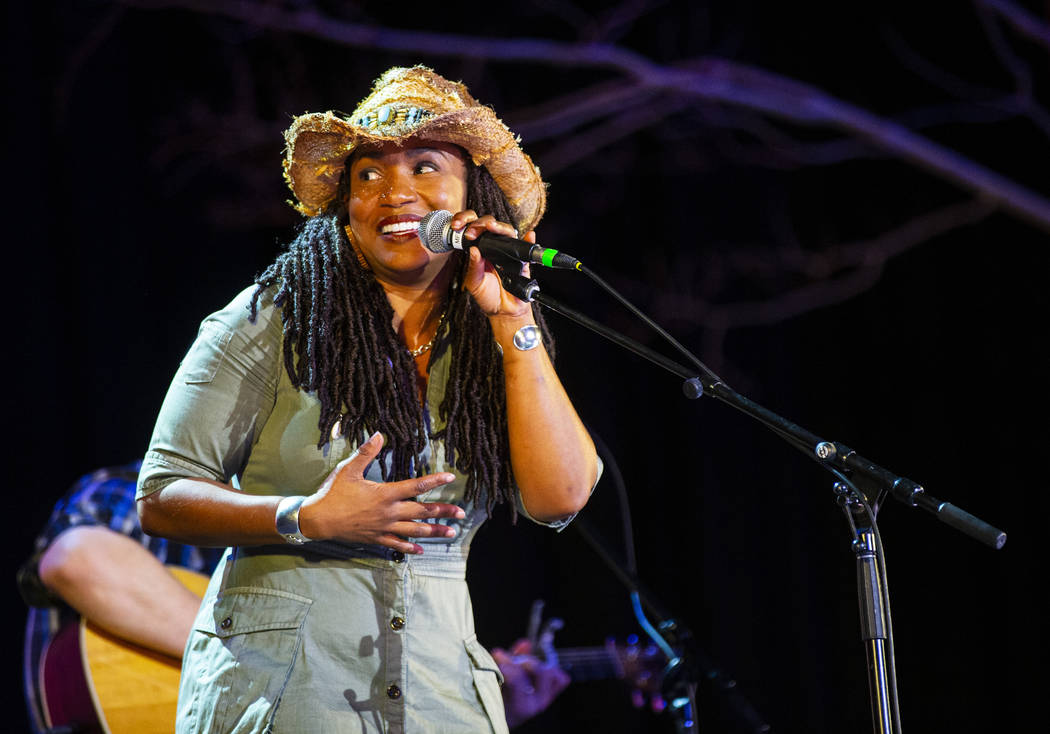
[[417, 210, 582, 270]]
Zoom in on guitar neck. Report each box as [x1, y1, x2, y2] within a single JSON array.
[[555, 646, 623, 682]]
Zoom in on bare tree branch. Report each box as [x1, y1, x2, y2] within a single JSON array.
[[885, 12, 1050, 141], [587, 0, 669, 44], [973, 0, 1050, 139], [977, 0, 1050, 49], [117, 0, 1050, 235], [653, 198, 996, 328], [539, 96, 692, 173], [531, 0, 593, 35], [976, 1, 1037, 100], [687, 105, 878, 168], [509, 80, 656, 142], [693, 60, 1050, 232], [883, 25, 1008, 103], [120, 0, 663, 75], [637, 198, 997, 374]]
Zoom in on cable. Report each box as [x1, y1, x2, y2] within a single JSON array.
[[580, 264, 725, 386]]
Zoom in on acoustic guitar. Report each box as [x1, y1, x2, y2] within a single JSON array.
[[38, 567, 210, 734]]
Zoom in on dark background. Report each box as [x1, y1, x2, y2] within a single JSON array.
[[6, 1, 1046, 732]]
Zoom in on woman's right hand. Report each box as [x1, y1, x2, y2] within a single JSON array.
[[297, 431, 463, 554]]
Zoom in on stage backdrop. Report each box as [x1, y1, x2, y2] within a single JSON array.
[[7, 2, 1045, 731]]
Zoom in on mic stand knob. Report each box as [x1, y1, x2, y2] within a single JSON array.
[[494, 264, 540, 302]]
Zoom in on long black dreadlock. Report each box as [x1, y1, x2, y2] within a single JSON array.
[[249, 160, 554, 514]]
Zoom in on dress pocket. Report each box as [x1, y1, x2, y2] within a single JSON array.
[[464, 635, 509, 734], [180, 320, 233, 384], [178, 588, 312, 734]]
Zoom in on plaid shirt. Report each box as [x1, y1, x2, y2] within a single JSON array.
[[21, 463, 224, 734]]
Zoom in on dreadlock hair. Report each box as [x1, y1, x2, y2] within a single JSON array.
[[249, 158, 554, 515]]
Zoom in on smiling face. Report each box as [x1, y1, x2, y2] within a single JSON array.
[[345, 139, 468, 286]]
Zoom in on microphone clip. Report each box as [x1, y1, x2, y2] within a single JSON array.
[[494, 262, 540, 302]]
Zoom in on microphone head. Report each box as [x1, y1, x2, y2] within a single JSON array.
[[418, 210, 453, 253]]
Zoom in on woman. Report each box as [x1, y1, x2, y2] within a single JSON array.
[[136, 66, 598, 733]]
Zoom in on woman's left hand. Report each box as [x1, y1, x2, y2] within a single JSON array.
[[453, 210, 535, 319]]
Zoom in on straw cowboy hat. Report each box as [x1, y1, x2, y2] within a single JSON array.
[[283, 66, 547, 233]]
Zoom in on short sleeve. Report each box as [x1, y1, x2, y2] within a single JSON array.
[[32, 464, 142, 553], [137, 285, 284, 500], [515, 455, 602, 532]]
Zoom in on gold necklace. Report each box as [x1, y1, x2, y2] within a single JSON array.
[[407, 309, 446, 358]]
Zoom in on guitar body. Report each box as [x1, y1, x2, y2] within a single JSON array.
[[39, 567, 209, 734], [39, 619, 100, 733]]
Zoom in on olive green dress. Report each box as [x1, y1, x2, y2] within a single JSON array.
[[138, 286, 574, 733]]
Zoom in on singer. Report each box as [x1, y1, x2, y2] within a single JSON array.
[[136, 66, 599, 733]]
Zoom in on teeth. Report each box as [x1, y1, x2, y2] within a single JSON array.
[[381, 220, 419, 235]]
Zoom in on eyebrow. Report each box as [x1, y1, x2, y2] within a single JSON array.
[[354, 147, 448, 162]]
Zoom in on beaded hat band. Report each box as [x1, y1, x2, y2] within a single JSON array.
[[283, 66, 547, 233]]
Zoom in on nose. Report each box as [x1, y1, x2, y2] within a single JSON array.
[[380, 168, 416, 206]]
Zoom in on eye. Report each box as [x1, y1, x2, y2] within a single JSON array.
[[357, 168, 380, 181], [414, 160, 439, 174]]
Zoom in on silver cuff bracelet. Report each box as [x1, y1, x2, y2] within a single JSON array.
[[275, 495, 311, 545]]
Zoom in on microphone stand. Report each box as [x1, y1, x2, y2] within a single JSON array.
[[497, 266, 1007, 734]]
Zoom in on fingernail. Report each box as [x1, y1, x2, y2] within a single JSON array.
[[445, 526, 458, 538], [454, 507, 466, 519], [369, 430, 382, 442]]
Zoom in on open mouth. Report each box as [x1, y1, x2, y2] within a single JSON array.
[[379, 215, 421, 238]]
